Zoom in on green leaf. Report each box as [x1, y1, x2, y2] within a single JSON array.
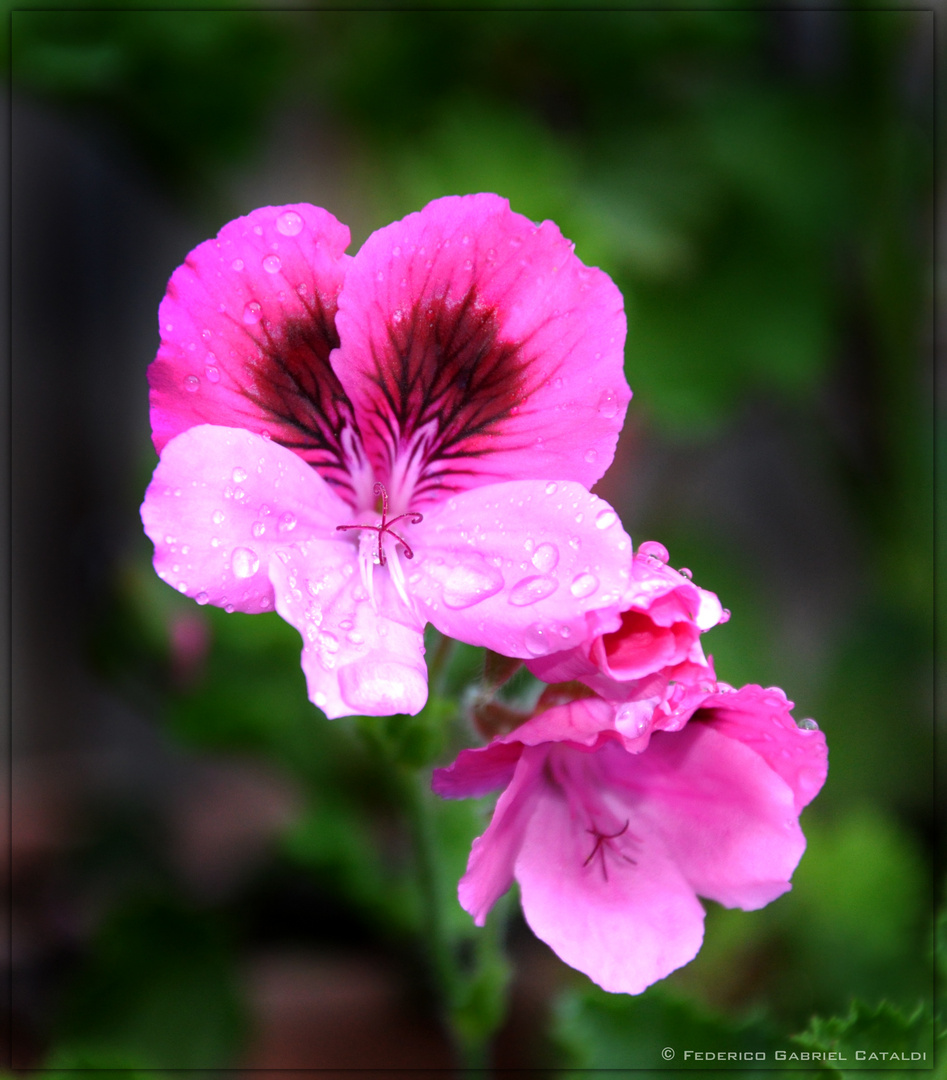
[[793, 1000, 936, 1072]]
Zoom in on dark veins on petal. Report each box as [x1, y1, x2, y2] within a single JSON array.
[[366, 287, 530, 500], [238, 295, 361, 502]]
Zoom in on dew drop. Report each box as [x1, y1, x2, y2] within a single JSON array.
[[184, 375, 200, 393], [544, 482, 558, 496], [313, 691, 327, 708], [224, 604, 235, 614], [524, 624, 550, 656], [441, 560, 505, 610], [212, 510, 225, 525], [232, 466, 247, 483], [231, 258, 245, 271], [176, 581, 188, 593], [276, 210, 304, 236], [319, 631, 340, 654], [719, 608, 731, 624], [531, 542, 559, 573], [570, 572, 599, 599], [195, 591, 209, 605], [278, 511, 297, 534], [638, 540, 669, 563], [679, 567, 693, 580], [231, 547, 260, 578], [797, 717, 819, 731], [508, 575, 558, 607], [263, 254, 282, 274], [243, 301, 262, 324], [205, 364, 220, 383], [595, 508, 618, 530], [597, 389, 619, 418], [251, 521, 266, 539]]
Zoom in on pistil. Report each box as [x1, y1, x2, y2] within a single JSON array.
[[336, 481, 423, 566]]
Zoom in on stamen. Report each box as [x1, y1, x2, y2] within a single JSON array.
[[336, 481, 423, 566], [583, 820, 637, 882]]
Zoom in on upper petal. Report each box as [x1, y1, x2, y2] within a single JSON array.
[[407, 480, 630, 658], [148, 205, 366, 504], [140, 424, 353, 614], [333, 194, 629, 504]]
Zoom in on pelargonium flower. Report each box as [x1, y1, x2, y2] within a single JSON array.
[[433, 684, 827, 995], [141, 195, 634, 718], [525, 540, 724, 742]]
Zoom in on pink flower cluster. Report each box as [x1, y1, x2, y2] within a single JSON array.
[[141, 195, 827, 996]]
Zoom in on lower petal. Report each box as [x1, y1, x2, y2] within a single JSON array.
[[410, 481, 630, 658], [140, 425, 352, 614], [514, 752, 706, 995], [269, 545, 427, 719]]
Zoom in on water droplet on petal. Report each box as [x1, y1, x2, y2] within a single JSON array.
[[276, 210, 304, 236], [263, 254, 282, 273], [570, 572, 599, 599], [184, 375, 200, 392], [508, 575, 558, 606], [597, 389, 619, 418], [595, 508, 618, 530], [441, 560, 505, 610], [319, 631, 339, 654], [524, 623, 552, 656], [797, 717, 819, 731], [224, 604, 235, 614], [231, 258, 245, 271], [544, 482, 558, 496], [531, 542, 559, 573], [176, 581, 188, 593], [251, 521, 266, 538], [231, 547, 260, 578], [205, 364, 220, 383], [584, 448, 598, 464], [679, 567, 693, 580], [232, 466, 247, 483], [195, 591, 209, 605], [638, 540, 669, 563], [243, 301, 262, 324], [212, 510, 225, 525], [719, 608, 731, 624], [313, 691, 327, 708], [278, 511, 297, 534]]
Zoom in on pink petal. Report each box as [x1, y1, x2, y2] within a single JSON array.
[[333, 194, 629, 505], [696, 685, 829, 813], [148, 205, 363, 503], [409, 480, 629, 658], [269, 545, 427, 719], [611, 724, 808, 910], [431, 741, 523, 799], [140, 425, 351, 614], [514, 745, 706, 994], [457, 747, 547, 926]]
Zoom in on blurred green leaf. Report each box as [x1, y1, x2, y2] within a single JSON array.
[[793, 1000, 936, 1072], [50, 894, 244, 1070]]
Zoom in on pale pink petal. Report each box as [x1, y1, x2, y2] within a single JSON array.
[[431, 741, 523, 799], [333, 194, 629, 505], [514, 744, 706, 994], [269, 546, 427, 719], [697, 685, 829, 813], [611, 724, 807, 910], [408, 481, 629, 658], [148, 205, 364, 504], [140, 425, 351, 614], [456, 748, 546, 926]]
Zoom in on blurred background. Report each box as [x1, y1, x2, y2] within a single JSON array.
[[8, 7, 937, 1074]]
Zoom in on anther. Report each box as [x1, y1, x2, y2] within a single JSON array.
[[336, 481, 423, 566]]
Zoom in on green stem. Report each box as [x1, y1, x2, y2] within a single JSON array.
[[400, 764, 510, 1075]]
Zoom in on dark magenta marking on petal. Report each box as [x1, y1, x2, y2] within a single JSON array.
[[233, 293, 362, 501], [364, 288, 531, 498]]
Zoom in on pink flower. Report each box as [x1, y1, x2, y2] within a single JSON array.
[[525, 540, 724, 743], [141, 195, 633, 718], [433, 684, 827, 995]]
